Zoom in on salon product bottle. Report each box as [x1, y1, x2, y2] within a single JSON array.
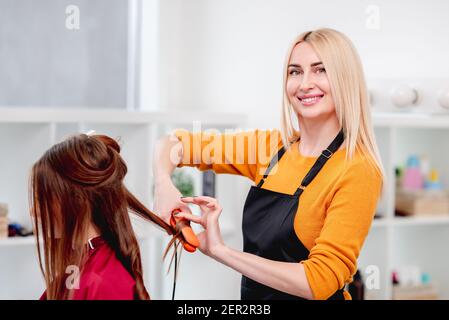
[[425, 169, 443, 190], [402, 155, 423, 191]]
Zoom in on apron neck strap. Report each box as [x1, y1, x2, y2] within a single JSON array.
[[257, 129, 345, 190], [294, 129, 345, 195], [257, 145, 287, 187]]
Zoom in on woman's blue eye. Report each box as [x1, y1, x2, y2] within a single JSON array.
[[289, 68, 324, 76], [289, 70, 302, 75]]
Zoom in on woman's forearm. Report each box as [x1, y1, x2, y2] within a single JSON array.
[[212, 245, 314, 300], [152, 134, 193, 224], [153, 133, 183, 184]]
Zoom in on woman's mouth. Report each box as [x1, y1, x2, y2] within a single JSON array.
[[298, 94, 324, 106]]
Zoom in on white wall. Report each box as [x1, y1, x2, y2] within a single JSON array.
[[142, 0, 449, 128], [138, 0, 449, 299]]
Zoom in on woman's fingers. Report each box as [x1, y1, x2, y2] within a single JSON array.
[[180, 196, 221, 219], [191, 195, 218, 204], [180, 196, 208, 205], [175, 212, 203, 224], [181, 196, 219, 208]]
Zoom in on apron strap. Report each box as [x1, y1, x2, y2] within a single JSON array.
[[257, 130, 344, 190], [294, 129, 345, 196], [257, 146, 287, 187]]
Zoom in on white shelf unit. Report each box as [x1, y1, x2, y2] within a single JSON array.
[[358, 112, 449, 300], [0, 107, 247, 300]]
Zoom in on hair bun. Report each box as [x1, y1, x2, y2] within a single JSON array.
[[94, 135, 121, 154]]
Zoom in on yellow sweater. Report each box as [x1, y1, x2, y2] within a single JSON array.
[[175, 129, 382, 300]]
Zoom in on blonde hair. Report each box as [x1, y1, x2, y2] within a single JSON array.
[[280, 28, 384, 177]]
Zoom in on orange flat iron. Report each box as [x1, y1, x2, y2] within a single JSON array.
[[170, 208, 200, 252], [164, 208, 200, 300]]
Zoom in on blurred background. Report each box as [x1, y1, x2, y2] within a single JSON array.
[[1, 0, 449, 300]]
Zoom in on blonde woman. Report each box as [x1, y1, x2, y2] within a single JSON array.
[[153, 28, 383, 300]]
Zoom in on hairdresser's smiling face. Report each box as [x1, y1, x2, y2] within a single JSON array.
[[286, 42, 335, 121]]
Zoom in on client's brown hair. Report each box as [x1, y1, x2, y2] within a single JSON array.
[[30, 134, 177, 300]]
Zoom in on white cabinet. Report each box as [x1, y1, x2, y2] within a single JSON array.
[[359, 112, 449, 299]]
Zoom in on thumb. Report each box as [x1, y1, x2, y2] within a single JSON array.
[[178, 201, 193, 214]]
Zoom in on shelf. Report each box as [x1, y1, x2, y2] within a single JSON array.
[[372, 218, 389, 228], [0, 231, 240, 247], [391, 216, 449, 226], [0, 236, 35, 247], [373, 112, 449, 128], [0, 234, 173, 247], [371, 216, 449, 228], [0, 107, 247, 126]]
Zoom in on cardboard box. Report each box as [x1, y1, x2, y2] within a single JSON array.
[[0, 203, 8, 217], [0, 216, 7, 239], [392, 284, 439, 300], [0, 217, 7, 225], [395, 190, 449, 216]]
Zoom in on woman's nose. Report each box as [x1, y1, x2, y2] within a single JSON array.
[[299, 72, 315, 92]]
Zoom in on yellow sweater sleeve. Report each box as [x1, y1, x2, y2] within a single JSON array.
[[174, 129, 281, 181], [301, 160, 383, 300]]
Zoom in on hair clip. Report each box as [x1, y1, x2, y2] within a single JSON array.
[[85, 130, 96, 137], [87, 238, 95, 250]]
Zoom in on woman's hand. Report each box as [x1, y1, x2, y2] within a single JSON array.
[[176, 196, 225, 258], [153, 178, 192, 225]]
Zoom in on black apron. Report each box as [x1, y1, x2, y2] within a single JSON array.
[[241, 130, 345, 300]]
